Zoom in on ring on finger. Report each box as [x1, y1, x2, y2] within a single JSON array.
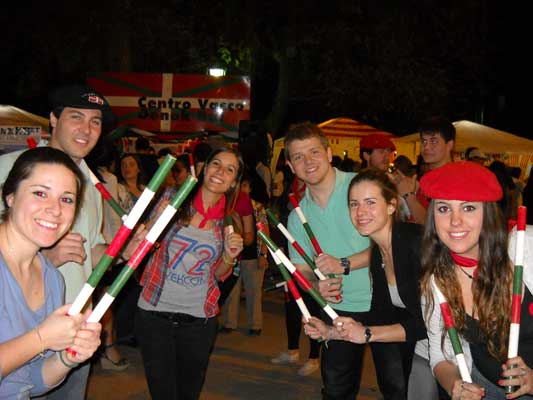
[[521, 367, 527, 376]]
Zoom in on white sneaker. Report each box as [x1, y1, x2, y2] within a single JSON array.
[[297, 359, 319, 376], [270, 351, 299, 365]]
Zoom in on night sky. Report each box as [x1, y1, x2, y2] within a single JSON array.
[[1, 1, 531, 139]]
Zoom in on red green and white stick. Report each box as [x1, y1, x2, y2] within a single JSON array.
[[188, 152, 196, 178], [88, 169, 127, 221], [27, 137, 37, 148], [68, 155, 176, 316], [431, 275, 472, 383], [268, 247, 312, 322], [87, 175, 198, 323], [224, 215, 238, 252], [266, 208, 326, 280], [257, 223, 339, 321], [509, 206, 527, 358], [505, 206, 527, 394], [288, 193, 324, 256], [264, 280, 288, 293]]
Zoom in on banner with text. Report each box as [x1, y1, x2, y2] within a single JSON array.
[[87, 73, 250, 133]]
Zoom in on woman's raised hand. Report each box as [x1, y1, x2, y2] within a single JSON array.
[[224, 229, 243, 259]]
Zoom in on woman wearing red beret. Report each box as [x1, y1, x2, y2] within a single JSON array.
[[420, 161, 533, 400]]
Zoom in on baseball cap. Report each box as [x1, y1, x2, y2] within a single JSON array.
[[49, 84, 114, 126], [359, 134, 396, 151]]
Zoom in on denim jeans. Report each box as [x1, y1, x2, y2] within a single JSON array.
[[472, 363, 533, 400], [135, 308, 217, 400]]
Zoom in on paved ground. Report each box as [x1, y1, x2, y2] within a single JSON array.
[[86, 289, 381, 400]]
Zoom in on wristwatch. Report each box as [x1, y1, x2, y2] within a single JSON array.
[[364, 326, 373, 343], [340, 257, 350, 275]]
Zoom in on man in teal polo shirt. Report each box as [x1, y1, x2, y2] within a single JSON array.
[[284, 122, 372, 399]]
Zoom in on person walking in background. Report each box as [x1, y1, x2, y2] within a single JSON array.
[[221, 168, 270, 336], [135, 147, 244, 400]]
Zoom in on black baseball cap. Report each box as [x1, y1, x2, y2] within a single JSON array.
[[49, 84, 115, 126]]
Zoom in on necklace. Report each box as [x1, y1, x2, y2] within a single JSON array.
[[457, 265, 474, 280], [378, 247, 391, 270]]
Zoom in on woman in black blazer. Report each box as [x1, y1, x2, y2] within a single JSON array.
[[304, 169, 430, 400]]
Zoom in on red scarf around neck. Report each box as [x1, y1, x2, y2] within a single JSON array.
[[449, 251, 478, 268], [193, 187, 226, 228]]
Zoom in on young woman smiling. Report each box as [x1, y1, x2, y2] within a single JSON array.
[[420, 161, 533, 400], [0, 148, 101, 399], [135, 147, 244, 400], [304, 169, 429, 399]]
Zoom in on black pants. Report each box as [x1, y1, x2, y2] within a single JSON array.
[[370, 341, 414, 400], [286, 290, 321, 359], [321, 309, 415, 400], [135, 308, 217, 400]]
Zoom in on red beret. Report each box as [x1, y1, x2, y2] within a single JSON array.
[[359, 134, 396, 151], [420, 161, 502, 202]]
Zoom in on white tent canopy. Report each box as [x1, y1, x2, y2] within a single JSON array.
[[394, 120, 533, 156], [0, 105, 50, 151], [0, 105, 49, 132]]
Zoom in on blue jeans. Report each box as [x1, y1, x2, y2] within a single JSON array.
[[472, 363, 533, 400]]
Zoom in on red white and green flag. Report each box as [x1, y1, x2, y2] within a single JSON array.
[[87, 73, 250, 134]]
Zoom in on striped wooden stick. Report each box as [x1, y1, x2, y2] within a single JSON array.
[[506, 206, 527, 394], [27, 137, 37, 148], [431, 275, 472, 383], [268, 247, 312, 322], [68, 155, 176, 316], [88, 169, 127, 221], [188, 152, 196, 178], [288, 193, 324, 255], [87, 176, 197, 323], [264, 280, 287, 293], [257, 223, 338, 321]]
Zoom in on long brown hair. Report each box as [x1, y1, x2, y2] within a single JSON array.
[[420, 201, 512, 360]]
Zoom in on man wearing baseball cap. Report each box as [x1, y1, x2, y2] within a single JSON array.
[[359, 133, 396, 171], [0, 84, 140, 399]]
